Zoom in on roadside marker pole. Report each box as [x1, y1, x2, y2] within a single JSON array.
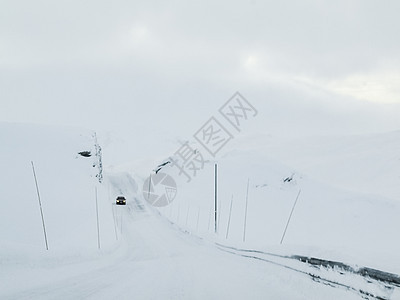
[[208, 206, 212, 232], [95, 186, 101, 249], [185, 206, 190, 226], [109, 184, 118, 241], [31, 161, 49, 251], [214, 163, 218, 234], [243, 178, 250, 242], [226, 194, 233, 239], [112, 203, 118, 241], [147, 174, 152, 199], [196, 207, 200, 233], [280, 189, 302, 245]]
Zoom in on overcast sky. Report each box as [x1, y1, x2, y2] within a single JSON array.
[[1, 0, 400, 149]]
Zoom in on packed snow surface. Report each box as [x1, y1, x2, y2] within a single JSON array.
[[1, 122, 399, 299]]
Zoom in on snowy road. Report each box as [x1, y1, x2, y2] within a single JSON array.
[[2, 195, 371, 300], [2, 117, 400, 299]]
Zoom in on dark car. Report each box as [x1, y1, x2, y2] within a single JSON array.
[[116, 196, 126, 205]]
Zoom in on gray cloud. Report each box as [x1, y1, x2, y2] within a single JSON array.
[[1, 0, 400, 151]]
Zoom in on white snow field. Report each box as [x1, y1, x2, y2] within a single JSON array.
[[1, 122, 399, 299]]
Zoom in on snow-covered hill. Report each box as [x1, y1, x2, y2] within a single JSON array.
[[1, 122, 399, 299], [152, 137, 400, 275], [0, 123, 115, 255]]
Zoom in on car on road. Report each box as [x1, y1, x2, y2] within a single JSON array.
[[116, 196, 126, 205]]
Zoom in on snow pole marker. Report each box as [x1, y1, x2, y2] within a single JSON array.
[[109, 184, 118, 241], [218, 194, 222, 232], [168, 201, 173, 219], [280, 189, 302, 245], [196, 207, 201, 233], [208, 206, 212, 232], [226, 194, 234, 239], [120, 208, 123, 235], [95, 186, 101, 249], [31, 161, 49, 251], [243, 178, 250, 242], [147, 173, 152, 199], [214, 163, 218, 234], [185, 206, 190, 227], [177, 202, 181, 224], [112, 202, 118, 241]]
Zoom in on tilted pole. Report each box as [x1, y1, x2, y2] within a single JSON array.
[[280, 189, 302, 245], [31, 161, 49, 251]]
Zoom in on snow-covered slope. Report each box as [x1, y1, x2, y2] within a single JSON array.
[[259, 131, 400, 200], [153, 140, 400, 274], [0, 123, 115, 255], [1, 122, 399, 299]]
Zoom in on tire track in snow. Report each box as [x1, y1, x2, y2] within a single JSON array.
[[215, 243, 398, 300]]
